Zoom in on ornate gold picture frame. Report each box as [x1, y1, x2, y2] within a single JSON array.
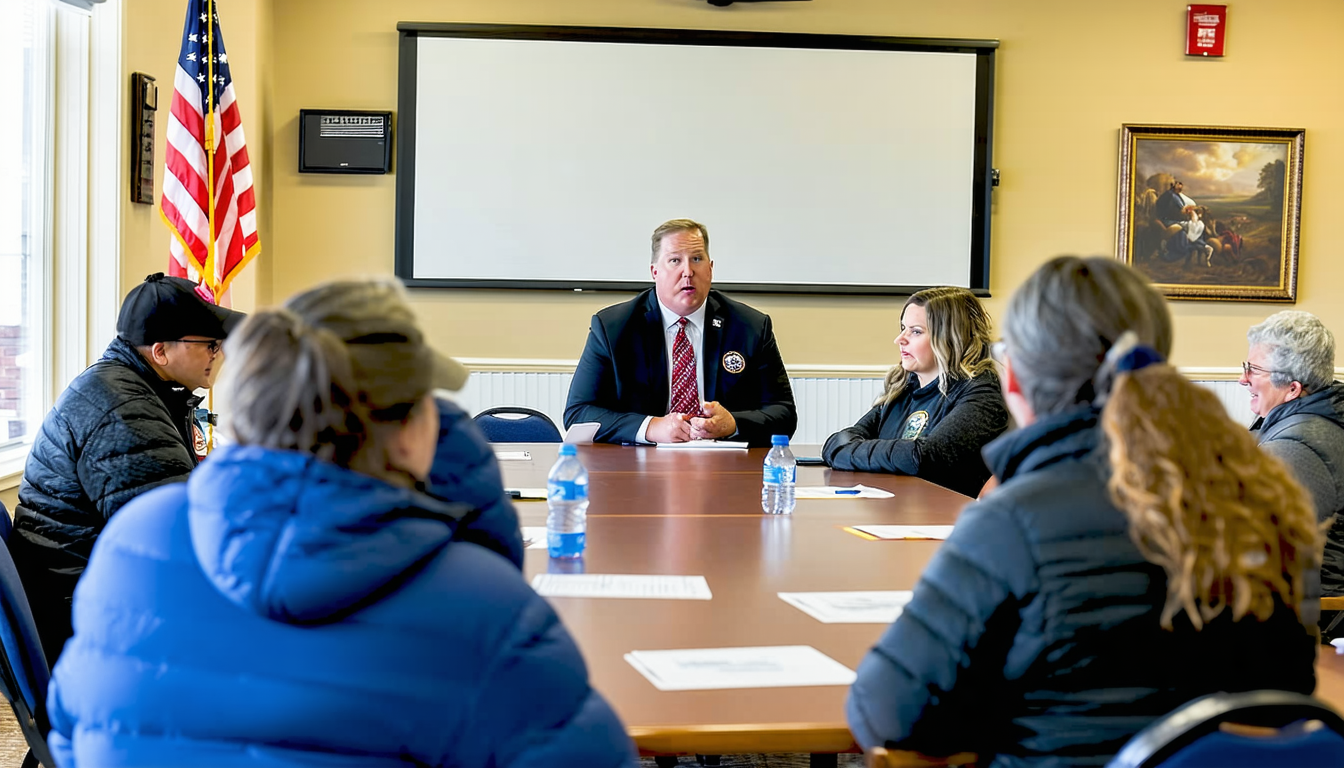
[[1116, 124, 1303, 301]]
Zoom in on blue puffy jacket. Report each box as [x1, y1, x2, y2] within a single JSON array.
[[846, 406, 1318, 768], [47, 400, 637, 768]]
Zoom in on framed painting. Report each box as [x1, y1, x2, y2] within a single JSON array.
[[1116, 124, 1304, 301]]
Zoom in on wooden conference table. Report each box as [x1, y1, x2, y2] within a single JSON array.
[[500, 443, 1344, 762]]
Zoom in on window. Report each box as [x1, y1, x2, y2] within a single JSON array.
[[0, 0, 50, 462], [0, 0, 120, 484]]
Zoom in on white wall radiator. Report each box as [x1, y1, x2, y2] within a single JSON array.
[[455, 371, 884, 446], [454, 367, 1261, 445]]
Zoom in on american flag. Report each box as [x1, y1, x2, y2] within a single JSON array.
[[160, 0, 259, 304]]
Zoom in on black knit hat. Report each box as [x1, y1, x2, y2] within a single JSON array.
[[116, 273, 246, 346]]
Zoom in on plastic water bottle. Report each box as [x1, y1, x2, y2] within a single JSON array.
[[761, 435, 797, 515], [547, 444, 588, 558]]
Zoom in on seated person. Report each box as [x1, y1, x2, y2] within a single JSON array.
[[847, 257, 1319, 767], [10, 273, 244, 664], [1169, 204, 1215, 266], [47, 278, 636, 768], [822, 287, 1008, 497], [564, 218, 796, 447], [1242, 310, 1344, 634]]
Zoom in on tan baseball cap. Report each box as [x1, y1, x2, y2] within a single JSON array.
[[285, 278, 468, 414]]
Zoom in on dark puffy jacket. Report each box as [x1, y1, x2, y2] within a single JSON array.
[[847, 407, 1318, 768], [1252, 381, 1344, 596], [11, 336, 200, 662], [822, 371, 1008, 497], [47, 431, 636, 766], [427, 397, 524, 568]]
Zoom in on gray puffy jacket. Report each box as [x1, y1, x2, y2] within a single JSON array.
[[1253, 381, 1344, 596]]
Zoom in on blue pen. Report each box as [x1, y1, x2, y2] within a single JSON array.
[[835, 489, 861, 495]]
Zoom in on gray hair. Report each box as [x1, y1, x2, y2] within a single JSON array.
[[650, 219, 709, 264], [1247, 311, 1336, 393], [1004, 256, 1172, 417]]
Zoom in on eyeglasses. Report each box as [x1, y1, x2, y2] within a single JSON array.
[[175, 338, 223, 355], [990, 340, 1008, 365], [1241, 361, 1284, 378]]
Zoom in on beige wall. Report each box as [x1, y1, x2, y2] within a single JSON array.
[[123, 0, 1344, 369], [0, 486, 16, 516]]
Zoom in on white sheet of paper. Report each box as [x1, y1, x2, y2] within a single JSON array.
[[624, 645, 856, 691], [795, 485, 895, 499], [493, 450, 531, 461], [521, 526, 548, 550], [778, 591, 914, 624], [852, 524, 954, 540], [507, 487, 548, 501], [530, 574, 712, 600], [655, 440, 749, 450], [563, 422, 601, 445]]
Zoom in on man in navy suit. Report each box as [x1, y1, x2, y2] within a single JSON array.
[[564, 219, 796, 447]]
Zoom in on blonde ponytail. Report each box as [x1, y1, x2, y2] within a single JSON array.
[[1102, 363, 1319, 629]]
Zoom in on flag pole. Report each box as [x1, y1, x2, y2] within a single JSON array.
[[204, 0, 219, 454], [203, 0, 217, 297]]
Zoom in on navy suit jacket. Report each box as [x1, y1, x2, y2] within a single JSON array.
[[565, 289, 797, 447]]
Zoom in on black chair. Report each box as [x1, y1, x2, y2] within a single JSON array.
[[1106, 690, 1344, 768], [473, 407, 563, 443], [0, 502, 56, 768]]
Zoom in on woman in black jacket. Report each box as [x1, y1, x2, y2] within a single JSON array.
[[823, 286, 1009, 496], [846, 257, 1320, 768]]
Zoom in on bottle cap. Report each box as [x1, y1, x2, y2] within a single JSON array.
[[770, 435, 789, 446], [558, 443, 578, 456]]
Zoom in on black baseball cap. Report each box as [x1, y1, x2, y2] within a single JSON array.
[[116, 273, 247, 346]]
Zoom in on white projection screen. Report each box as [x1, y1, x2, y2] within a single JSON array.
[[395, 24, 997, 295]]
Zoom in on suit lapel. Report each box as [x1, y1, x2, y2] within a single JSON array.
[[701, 293, 725, 403], [641, 291, 669, 412]]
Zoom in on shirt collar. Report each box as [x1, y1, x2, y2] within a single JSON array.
[[656, 298, 708, 334]]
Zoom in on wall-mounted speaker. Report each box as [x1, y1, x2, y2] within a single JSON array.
[[298, 109, 393, 174]]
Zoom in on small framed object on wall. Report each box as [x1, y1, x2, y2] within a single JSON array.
[[1186, 5, 1227, 57], [131, 72, 157, 203], [298, 109, 393, 174]]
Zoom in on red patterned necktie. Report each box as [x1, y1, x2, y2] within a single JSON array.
[[669, 317, 699, 415]]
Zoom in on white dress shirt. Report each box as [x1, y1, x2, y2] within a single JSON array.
[[634, 299, 708, 444]]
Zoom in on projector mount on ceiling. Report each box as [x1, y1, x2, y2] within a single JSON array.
[[707, 0, 811, 6]]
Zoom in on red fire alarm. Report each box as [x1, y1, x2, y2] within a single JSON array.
[[1186, 5, 1227, 56]]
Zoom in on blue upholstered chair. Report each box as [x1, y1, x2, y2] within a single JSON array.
[[1107, 690, 1344, 768], [473, 407, 563, 443], [0, 501, 56, 768]]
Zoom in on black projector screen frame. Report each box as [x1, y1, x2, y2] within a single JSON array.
[[395, 23, 998, 296]]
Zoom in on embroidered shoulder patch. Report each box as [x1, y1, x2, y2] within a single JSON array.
[[901, 410, 930, 440], [192, 423, 208, 458]]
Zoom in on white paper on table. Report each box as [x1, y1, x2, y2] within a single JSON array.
[[655, 440, 749, 450], [530, 574, 712, 600], [493, 450, 531, 461], [563, 422, 601, 445], [624, 645, 856, 691], [521, 526, 548, 550], [794, 485, 895, 499], [778, 591, 914, 624], [1332, 637, 1344, 654], [507, 487, 548, 501], [852, 524, 954, 540]]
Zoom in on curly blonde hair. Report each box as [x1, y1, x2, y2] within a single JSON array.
[[879, 286, 995, 406], [1103, 363, 1320, 630]]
